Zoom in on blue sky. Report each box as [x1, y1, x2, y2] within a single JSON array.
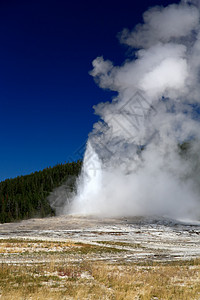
[[0, 0, 179, 181]]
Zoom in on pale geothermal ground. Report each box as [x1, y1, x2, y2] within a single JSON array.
[[0, 215, 200, 299]]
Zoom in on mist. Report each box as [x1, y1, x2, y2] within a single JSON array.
[[67, 0, 200, 220]]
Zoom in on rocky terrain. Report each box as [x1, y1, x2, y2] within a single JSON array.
[[0, 215, 200, 264], [0, 215, 200, 299]]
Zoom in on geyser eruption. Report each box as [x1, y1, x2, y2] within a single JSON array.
[[70, 0, 200, 219], [72, 141, 103, 214]]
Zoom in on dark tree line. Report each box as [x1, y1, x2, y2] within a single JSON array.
[[0, 161, 82, 223]]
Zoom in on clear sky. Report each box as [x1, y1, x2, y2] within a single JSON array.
[[0, 0, 179, 181]]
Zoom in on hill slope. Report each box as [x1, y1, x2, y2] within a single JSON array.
[[0, 161, 82, 223]]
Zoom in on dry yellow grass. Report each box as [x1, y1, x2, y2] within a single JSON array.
[[0, 238, 199, 299], [0, 259, 199, 299]]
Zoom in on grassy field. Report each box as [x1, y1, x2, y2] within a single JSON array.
[[0, 239, 199, 299]]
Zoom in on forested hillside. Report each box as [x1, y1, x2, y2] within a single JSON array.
[[0, 161, 82, 223]]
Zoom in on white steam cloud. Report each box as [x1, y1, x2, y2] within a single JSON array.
[[68, 0, 200, 220]]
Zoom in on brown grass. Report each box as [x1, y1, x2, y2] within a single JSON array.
[[0, 259, 199, 299], [0, 238, 199, 299]]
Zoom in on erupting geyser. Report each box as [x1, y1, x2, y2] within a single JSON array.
[[69, 0, 200, 219]]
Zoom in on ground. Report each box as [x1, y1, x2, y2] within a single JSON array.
[[0, 215, 199, 299]]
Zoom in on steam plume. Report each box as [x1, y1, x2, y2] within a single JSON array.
[[69, 0, 200, 219]]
